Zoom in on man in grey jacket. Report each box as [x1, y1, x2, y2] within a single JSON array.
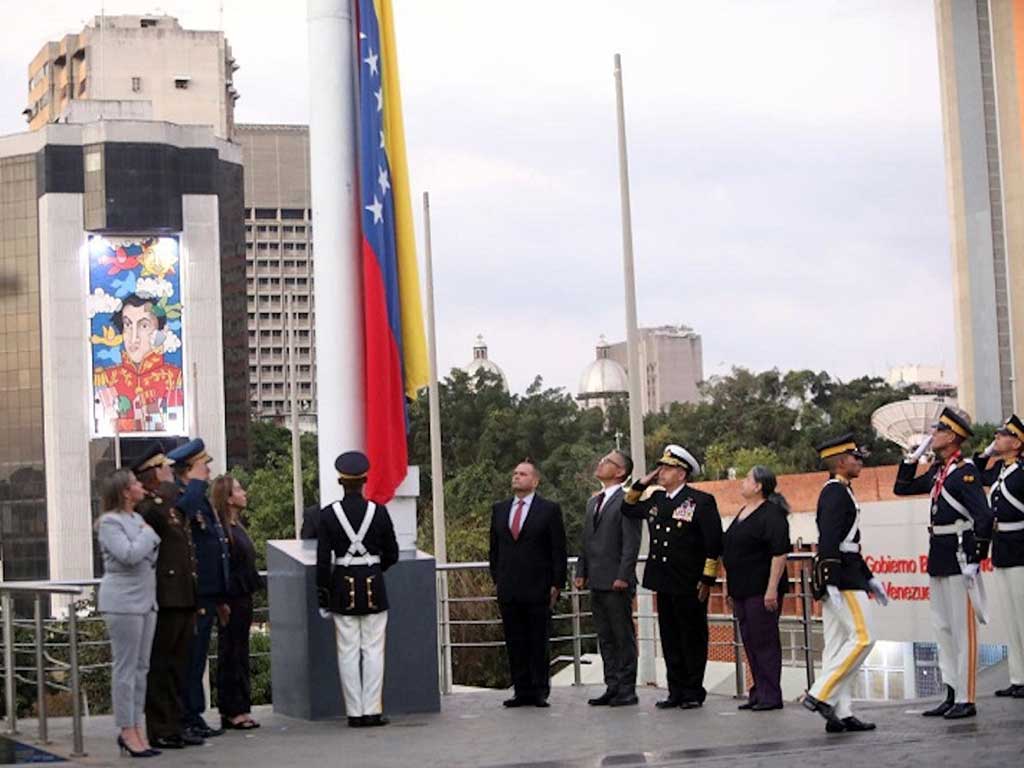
[[575, 450, 642, 706]]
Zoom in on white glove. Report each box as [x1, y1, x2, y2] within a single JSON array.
[[908, 435, 933, 462], [318, 608, 331, 619], [868, 578, 889, 607], [982, 440, 997, 458], [961, 562, 979, 577], [826, 585, 841, 603]]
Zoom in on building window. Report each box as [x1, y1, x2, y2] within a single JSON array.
[[78, 78, 87, 96], [255, 208, 277, 219], [174, 76, 191, 90], [131, 76, 142, 92], [140, 18, 158, 28], [281, 208, 305, 220]]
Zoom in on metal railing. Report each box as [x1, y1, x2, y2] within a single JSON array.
[[435, 552, 821, 695]]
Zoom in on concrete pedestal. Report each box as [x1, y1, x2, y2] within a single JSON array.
[[267, 539, 440, 719]]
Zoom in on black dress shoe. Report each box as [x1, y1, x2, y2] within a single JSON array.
[[751, 702, 783, 711], [802, 692, 844, 732], [678, 700, 703, 710], [840, 716, 876, 731], [150, 736, 185, 750], [362, 714, 389, 727], [503, 697, 528, 708], [1014, 687, 1024, 699], [609, 694, 639, 707], [348, 716, 365, 728], [534, 699, 550, 708], [825, 718, 845, 733], [922, 684, 955, 717], [995, 684, 1023, 697], [737, 701, 755, 710], [588, 690, 616, 706], [655, 697, 682, 709], [943, 702, 976, 719]]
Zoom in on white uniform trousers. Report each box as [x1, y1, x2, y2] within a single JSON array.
[[333, 611, 388, 717], [929, 575, 978, 703], [808, 590, 874, 719], [993, 566, 1024, 686]]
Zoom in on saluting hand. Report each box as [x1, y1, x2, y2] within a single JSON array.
[[640, 468, 660, 485]]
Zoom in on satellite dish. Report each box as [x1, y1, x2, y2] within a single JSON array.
[[871, 396, 963, 452]]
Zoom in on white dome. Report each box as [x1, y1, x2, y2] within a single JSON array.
[[464, 334, 508, 391], [578, 336, 628, 397]]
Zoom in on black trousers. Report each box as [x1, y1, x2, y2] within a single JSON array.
[[145, 608, 194, 740], [657, 591, 709, 702], [591, 589, 637, 695], [499, 601, 551, 701], [182, 607, 215, 728], [217, 594, 254, 717]]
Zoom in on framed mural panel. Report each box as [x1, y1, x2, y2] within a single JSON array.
[[87, 235, 186, 437]]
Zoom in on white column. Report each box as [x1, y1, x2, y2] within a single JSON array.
[[38, 194, 92, 584], [307, 0, 364, 507]]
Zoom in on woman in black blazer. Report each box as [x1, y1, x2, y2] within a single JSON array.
[[723, 465, 791, 711], [211, 475, 264, 730]]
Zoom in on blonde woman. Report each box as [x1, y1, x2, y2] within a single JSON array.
[[97, 469, 162, 758]]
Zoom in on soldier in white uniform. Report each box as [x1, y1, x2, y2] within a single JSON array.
[[316, 451, 399, 727]]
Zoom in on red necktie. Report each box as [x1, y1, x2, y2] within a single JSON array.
[[511, 499, 525, 540]]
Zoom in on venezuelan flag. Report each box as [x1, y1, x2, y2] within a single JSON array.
[[356, 0, 428, 502]]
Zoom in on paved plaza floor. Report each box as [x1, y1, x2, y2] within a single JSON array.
[[14, 685, 1024, 767]]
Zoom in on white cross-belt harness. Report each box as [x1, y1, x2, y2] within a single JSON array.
[[824, 478, 861, 553], [332, 501, 381, 567]]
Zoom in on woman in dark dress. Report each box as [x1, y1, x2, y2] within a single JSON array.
[[723, 465, 791, 711], [211, 475, 264, 730]]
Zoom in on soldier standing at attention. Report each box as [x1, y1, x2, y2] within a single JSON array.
[[893, 407, 993, 719], [621, 444, 722, 710], [316, 451, 399, 727], [133, 445, 203, 750], [973, 414, 1024, 699], [802, 434, 886, 733]]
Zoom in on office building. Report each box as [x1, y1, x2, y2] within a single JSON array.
[[606, 325, 703, 414]]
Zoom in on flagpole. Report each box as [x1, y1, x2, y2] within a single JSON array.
[[308, 0, 364, 508], [423, 191, 453, 692], [614, 53, 655, 686], [287, 292, 305, 538]]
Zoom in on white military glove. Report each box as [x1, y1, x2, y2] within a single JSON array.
[[868, 578, 889, 607], [908, 435, 933, 462], [826, 585, 841, 603], [982, 440, 997, 458], [318, 608, 331, 619], [961, 562, 979, 578]]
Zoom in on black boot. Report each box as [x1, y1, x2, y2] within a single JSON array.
[[922, 684, 955, 717]]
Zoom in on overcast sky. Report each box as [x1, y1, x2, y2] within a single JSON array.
[[1, 0, 955, 395]]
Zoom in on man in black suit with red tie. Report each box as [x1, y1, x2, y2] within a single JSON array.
[[489, 459, 568, 708]]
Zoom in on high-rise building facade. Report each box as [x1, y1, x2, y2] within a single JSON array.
[[24, 15, 238, 140], [935, 0, 1024, 423], [236, 124, 317, 430], [606, 325, 703, 414]]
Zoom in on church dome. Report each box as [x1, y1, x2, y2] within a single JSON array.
[[464, 334, 508, 391], [578, 335, 628, 397]]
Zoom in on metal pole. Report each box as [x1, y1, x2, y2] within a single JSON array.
[[33, 596, 47, 744], [2, 592, 16, 734], [423, 192, 453, 692], [113, 420, 121, 469], [799, 563, 815, 687], [288, 293, 305, 537], [67, 608, 84, 757], [570, 563, 583, 686], [614, 53, 655, 686], [308, 0, 365, 508]]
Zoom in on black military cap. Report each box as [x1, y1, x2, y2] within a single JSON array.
[[933, 406, 973, 440], [166, 438, 212, 467], [816, 433, 868, 461], [131, 444, 173, 474], [996, 413, 1024, 441], [335, 451, 370, 481]]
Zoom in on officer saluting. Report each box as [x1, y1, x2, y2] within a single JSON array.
[[316, 451, 399, 728], [132, 445, 203, 749], [893, 407, 993, 719], [166, 438, 230, 739], [621, 444, 722, 710], [974, 414, 1024, 699], [802, 434, 884, 734]]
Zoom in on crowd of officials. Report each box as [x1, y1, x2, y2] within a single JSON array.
[[96, 439, 263, 757], [95, 403, 1024, 751]]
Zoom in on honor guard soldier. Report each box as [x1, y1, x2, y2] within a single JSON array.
[[132, 445, 203, 749], [975, 415, 1024, 698], [316, 451, 399, 727], [802, 434, 884, 733], [621, 444, 723, 709], [166, 438, 230, 739], [893, 407, 994, 719]]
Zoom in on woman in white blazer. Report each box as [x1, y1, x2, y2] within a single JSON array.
[[97, 469, 161, 758]]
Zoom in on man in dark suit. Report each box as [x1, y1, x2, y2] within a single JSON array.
[[575, 450, 641, 707], [316, 451, 399, 727], [489, 459, 568, 708], [622, 444, 723, 709], [134, 445, 203, 749]]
